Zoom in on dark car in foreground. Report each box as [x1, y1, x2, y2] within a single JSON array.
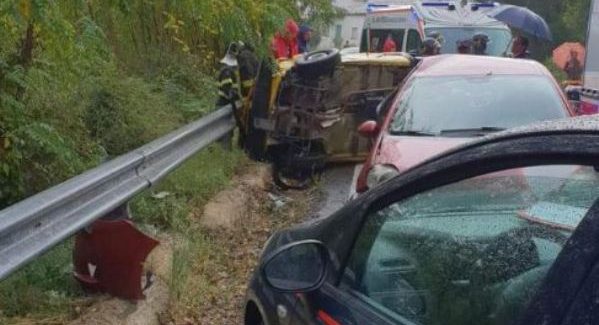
[[244, 115, 599, 325], [355, 54, 574, 194]]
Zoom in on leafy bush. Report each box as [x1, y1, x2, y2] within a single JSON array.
[[84, 75, 182, 155], [157, 63, 218, 122]]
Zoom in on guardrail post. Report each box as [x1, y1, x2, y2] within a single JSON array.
[[73, 202, 159, 300], [217, 102, 238, 151]]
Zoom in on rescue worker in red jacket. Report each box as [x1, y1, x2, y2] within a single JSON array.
[[383, 34, 397, 52], [271, 19, 299, 59]]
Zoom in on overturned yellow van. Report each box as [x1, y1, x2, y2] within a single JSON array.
[[241, 49, 414, 188]]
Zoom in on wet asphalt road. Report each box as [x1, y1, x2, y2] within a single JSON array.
[[313, 164, 362, 218]]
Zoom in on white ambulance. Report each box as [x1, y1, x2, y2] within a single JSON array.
[[361, 1, 512, 56], [581, 0, 599, 114]]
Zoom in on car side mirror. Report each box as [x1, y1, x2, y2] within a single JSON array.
[[261, 240, 328, 293], [358, 120, 379, 138]]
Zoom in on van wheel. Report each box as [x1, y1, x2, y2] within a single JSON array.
[[295, 49, 341, 79], [270, 141, 326, 190], [273, 164, 314, 190]]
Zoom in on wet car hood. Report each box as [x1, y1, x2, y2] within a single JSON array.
[[376, 135, 471, 172]]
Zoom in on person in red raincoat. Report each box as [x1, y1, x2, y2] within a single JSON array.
[[383, 34, 397, 52], [271, 19, 299, 59]]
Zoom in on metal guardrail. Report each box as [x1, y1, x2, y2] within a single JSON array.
[[0, 105, 234, 280]]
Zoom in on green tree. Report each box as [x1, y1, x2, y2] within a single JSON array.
[[0, 0, 335, 207]]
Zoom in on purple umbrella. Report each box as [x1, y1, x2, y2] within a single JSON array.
[[488, 5, 552, 41]]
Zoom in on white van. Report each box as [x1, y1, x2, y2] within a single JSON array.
[[361, 1, 513, 56], [585, 0, 599, 90], [581, 0, 599, 114]]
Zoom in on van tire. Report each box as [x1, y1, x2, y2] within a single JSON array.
[[295, 49, 341, 79]]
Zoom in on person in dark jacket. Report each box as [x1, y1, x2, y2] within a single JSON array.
[[237, 43, 259, 99], [564, 50, 584, 81], [472, 33, 489, 55], [457, 39, 472, 54], [297, 24, 312, 54], [511, 36, 530, 59], [421, 37, 441, 56]]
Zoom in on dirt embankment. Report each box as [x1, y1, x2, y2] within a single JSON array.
[[167, 163, 320, 324], [70, 162, 319, 325]]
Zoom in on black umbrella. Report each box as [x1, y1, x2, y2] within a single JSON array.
[[488, 5, 552, 41]]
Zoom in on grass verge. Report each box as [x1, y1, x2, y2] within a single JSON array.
[[0, 143, 246, 324], [0, 241, 91, 325]]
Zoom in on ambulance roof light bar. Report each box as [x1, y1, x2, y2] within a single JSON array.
[[470, 2, 499, 11], [366, 3, 412, 13], [421, 2, 451, 6], [421, 2, 456, 10], [367, 3, 388, 13]]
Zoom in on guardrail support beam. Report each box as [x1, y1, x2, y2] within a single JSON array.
[[218, 130, 233, 150]]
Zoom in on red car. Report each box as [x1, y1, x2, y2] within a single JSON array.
[[356, 54, 575, 193]]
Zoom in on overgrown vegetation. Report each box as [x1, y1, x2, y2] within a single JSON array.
[[0, 241, 87, 324], [0, 0, 337, 207], [0, 0, 335, 322], [504, 0, 591, 45]]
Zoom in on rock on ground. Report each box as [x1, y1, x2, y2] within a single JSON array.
[[200, 164, 271, 229]]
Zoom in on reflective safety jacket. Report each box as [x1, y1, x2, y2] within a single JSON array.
[[216, 65, 241, 106]]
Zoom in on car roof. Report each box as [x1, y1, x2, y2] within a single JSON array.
[[480, 114, 599, 141], [414, 54, 550, 77]]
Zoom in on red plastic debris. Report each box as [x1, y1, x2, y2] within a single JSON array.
[[73, 219, 159, 300]]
